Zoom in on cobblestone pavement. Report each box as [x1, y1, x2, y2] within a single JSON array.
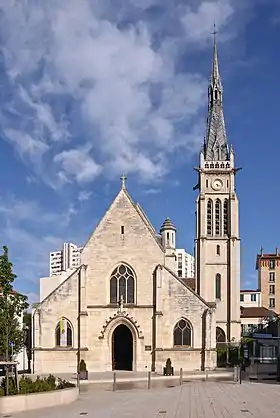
[[4, 381, 280, 418]]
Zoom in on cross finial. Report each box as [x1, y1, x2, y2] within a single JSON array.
[[120, 175, 127, 189], [260, 246, 263, 255], [211, 23, 218, 43]]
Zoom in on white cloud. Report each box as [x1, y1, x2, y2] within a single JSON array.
[[3, 129, 49, 161], [0, 195, 76, 227], [0, 194, 85, 287], [0, 0, 258, 185], [54, 148, 102, 183], [78, 190, 92, 202], [144, 188, 161, 194], [182, 1, 234, 43]]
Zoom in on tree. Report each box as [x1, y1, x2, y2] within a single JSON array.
[[0, 246, 29, 360]]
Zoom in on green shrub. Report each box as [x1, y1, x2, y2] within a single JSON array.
[[19, 375, 35, 394], [1, 376, 18, 395], [0, 374, 74, 396]]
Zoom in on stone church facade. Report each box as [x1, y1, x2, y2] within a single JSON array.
[[32, 38, 241, 374]]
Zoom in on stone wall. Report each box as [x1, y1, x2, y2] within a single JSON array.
[[33, 187, 217, 373]]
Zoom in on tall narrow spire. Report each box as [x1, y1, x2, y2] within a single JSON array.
[[204, 27, 229, 161]]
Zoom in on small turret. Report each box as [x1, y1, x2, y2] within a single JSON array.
[[160, 218, 176, 250]]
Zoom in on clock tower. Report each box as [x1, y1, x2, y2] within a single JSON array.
[[194, 36, 241, 343]]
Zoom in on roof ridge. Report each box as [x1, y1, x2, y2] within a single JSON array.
[[123, 189, 163, 252]]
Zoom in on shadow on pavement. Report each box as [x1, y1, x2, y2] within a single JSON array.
[[80, 376, 234, 393]]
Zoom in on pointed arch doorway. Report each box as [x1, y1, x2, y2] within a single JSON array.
[[112, 324, 133, 371]]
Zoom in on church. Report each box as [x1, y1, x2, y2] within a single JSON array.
[[32, 39, 241, 374]]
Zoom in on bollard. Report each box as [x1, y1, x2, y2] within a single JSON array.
[[206, 369, 209, 381], [239, 364, 242, 384], [233, 366, 238, 382], [148, 371, 151, 389], [179, 368, 183, 385], [113, 371, 117, 391]]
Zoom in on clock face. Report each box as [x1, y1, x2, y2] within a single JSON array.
[[212, 179, 223, 191]]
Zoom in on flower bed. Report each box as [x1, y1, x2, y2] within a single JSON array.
[[0, 375, 78, 414], [0, 374, 75, 396]]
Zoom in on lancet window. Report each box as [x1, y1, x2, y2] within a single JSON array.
[[110, 264, 135, 304], [173, 319, 192, 347], [55, 318, 73, 347], [215, 199, 221, 235], [207, 199, 213, 236], [223, 199, 229, 236]]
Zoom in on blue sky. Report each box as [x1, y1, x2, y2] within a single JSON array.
[[0, 0, 279, 303]]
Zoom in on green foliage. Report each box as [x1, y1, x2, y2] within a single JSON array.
[[0, 375, 18, 396], [216, 347, 241, 367], [241, 337, 254, 345], [0, 374, 75, 397], [0, 246, 29, 358], [79, 359, 87, 371]]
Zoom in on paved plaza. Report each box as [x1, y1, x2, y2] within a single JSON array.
[[4, 380, 280, 418]]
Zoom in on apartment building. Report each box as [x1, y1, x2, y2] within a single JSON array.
[[49, 242, 82, 276], [256, 248, 280, 314], [240, 289, 261, 308], [175, 249, 195, 279]]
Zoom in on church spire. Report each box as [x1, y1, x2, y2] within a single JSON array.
[[204, 26, 229, 161]]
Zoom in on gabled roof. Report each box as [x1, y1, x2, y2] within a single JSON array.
[[181, 278, 196, 292], [240, 289, 260, 293], [160, 265, 215, 309], [83, 185, 164, 252], [240, 306, 278, 319], [127, 192, 162, 250]]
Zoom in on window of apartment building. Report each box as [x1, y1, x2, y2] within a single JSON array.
[[269, 272, 275, 282], [178, 270, 182, 278], [269, 298, 275, 309], [251, 294, 257, 302], [240, 294, 244, 302], [269, 285, 275, 295], [269, 260, 275, 269], [178, 254, 182, 268], [216, 245, 220, 256]]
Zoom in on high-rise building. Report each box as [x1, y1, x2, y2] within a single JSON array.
[[49, 242, 82, 276], [256, 248, 280, 313], [194, 34, 241, 343], [175, 249, 195, 279]]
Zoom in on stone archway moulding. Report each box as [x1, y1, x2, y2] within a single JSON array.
[[98, 310, 144, 340]]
